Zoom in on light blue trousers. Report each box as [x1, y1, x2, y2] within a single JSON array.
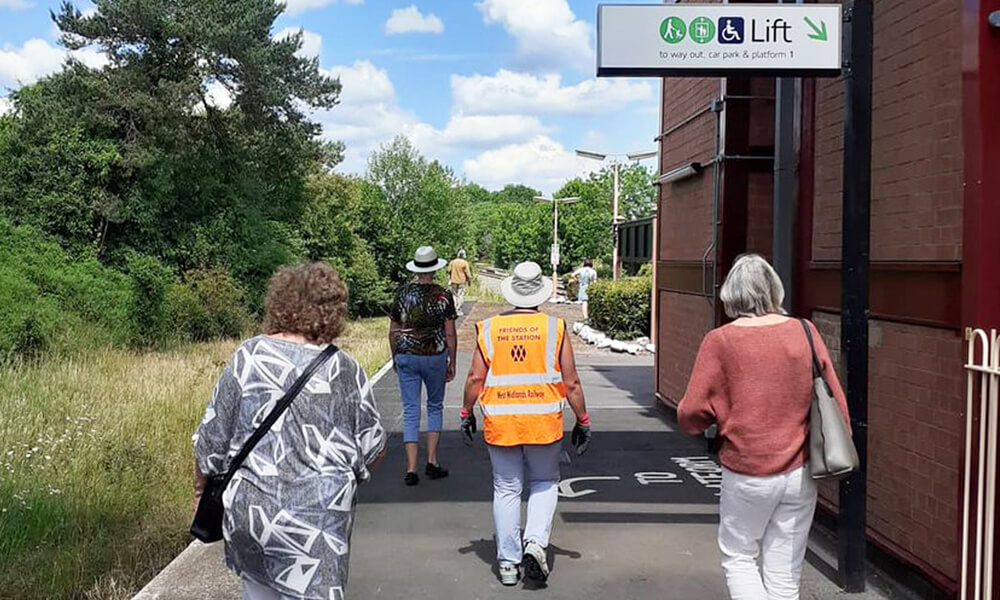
[[396, 352, 447, 443], [488, 442, 562, 567]]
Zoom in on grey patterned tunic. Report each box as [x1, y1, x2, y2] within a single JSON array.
[[193, 336, 386, 600]]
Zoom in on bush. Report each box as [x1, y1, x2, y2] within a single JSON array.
[[0, 217, 134, 355], [125, 253, 173, 347], [637, 262, 653, 278], [588, 276, 652, 340], [166, 268, 254, 341], [0, 267, 59, 356], [334, 244, 393, 318]]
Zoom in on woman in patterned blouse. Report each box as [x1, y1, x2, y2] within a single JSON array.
[[389, 246, 458, 486], [193, 262, 386, 600]]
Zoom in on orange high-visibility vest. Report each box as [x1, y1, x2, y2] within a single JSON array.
[[476, 312, 568, 446]]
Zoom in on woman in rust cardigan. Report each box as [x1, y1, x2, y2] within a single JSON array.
[[678, 254, 850, 600]]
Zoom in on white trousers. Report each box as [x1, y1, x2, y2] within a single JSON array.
[[718, 465, 818, 600], [488, 442, 562, 567]]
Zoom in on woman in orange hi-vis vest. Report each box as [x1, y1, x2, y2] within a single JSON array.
[[460, 261, 591, 587]]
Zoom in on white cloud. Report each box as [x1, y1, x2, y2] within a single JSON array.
[[451, 69, 654, 117], [385, 5, 444, 35], [316, 60, 552, 175], [476, 0, 592, 72], [0, 97, 12, 115], [315, 60, 414, 172], [0, 38, 107, 90], [282, 0, 361, 16], [324, 59, 396, 106], [0, 0, 32, 10], [463, 135, 588, 193], [275, 27, 323, 59], [411, 114, 549, 151]]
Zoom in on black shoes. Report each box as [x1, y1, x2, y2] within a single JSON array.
[[425, 462, 449, 479], [406, 463, 447, 486]]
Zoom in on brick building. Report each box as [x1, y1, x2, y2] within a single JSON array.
[[652, 0, 1000, 596]]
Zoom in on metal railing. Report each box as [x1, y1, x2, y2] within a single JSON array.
[[962, 328, 999, 600]]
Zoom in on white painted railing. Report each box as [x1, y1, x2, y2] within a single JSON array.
[[962, 328, 999, 600]]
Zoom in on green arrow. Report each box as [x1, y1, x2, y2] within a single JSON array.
[[804, 16, 828, 41]]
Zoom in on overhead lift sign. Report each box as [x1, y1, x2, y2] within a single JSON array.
[[597, 4, 842, 77]]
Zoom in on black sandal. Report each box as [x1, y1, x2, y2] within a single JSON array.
[[404, 472, 419, 486]]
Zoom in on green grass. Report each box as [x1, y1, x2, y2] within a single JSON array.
[[0, 318, 390, 600]]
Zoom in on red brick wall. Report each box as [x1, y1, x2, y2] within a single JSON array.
[[808, 0, 965, 587], [657, 75, 720, 403], [659, 77, 719, 261], [658, 292, 714, 404], [812, 312, 964, 582], [812, 0, 964, 262]]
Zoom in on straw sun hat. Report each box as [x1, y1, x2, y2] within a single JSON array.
[[406, 246, 448, 273]]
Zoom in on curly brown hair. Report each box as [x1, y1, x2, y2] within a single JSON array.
[[262, 262, 348, 344]]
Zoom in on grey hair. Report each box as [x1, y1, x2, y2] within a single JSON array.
[[458, 249, 466, 258], [719, 254, 786, 318]]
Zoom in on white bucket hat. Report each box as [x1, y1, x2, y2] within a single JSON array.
[[501, 262, 552, 308], [406, 246, 448, 273]]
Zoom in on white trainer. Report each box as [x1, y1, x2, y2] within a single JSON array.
[[522, 541, 550, 582], [499, 563, 519, 586]]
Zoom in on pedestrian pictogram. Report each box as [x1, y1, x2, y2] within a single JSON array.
[[689, 17, 715, 45], [659, 16, 686, 44], [718, 17, 744, 44]]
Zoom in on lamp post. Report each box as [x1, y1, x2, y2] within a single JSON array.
[[575, 149, 658, 279], [534, 195, 581, 298]]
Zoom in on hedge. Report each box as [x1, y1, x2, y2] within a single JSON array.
[[587, 275, 652, 340]]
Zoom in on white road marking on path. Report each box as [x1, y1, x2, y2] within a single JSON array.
[[370, 358, 394, 385], [558, 476, 622, 499]]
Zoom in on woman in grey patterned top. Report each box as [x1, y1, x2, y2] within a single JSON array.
[[193, 263, 386, 600]]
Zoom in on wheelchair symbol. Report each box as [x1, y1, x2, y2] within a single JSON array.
[[719, 17, 744, 44]]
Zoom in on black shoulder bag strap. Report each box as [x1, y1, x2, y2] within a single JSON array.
[[219, 343, 338, 488], [799, 319, 826, 384]]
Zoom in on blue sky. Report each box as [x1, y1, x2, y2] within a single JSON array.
[[0, 0, 661, 193]]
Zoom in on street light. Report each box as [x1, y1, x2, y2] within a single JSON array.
[[535, 195, 581, 298], [575, 148, 658, 279]]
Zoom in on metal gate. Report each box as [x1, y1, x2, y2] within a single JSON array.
[[963, 328, 1000, 600]]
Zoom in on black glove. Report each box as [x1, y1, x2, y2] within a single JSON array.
[[571, 422, 591, 456], [460, 412, 477, 445]]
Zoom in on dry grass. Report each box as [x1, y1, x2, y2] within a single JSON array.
[[465, 277, 505, 304], [0, 319, 390, 600]]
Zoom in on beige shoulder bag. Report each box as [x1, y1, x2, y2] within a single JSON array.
[[800, 319, 860, 479]]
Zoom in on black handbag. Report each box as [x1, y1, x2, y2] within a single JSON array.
[[190, 344, 338, 543]]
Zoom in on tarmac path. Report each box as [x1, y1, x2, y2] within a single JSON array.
[[134, 302, 885, 599]]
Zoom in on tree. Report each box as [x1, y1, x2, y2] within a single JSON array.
[[359, 137, 469, 283], [299, 173, 391, 316], [0, 0, 341, 301], [553, 163, 656, 271]]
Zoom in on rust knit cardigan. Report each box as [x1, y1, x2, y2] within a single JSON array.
[[677, 318, 850, 476]]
